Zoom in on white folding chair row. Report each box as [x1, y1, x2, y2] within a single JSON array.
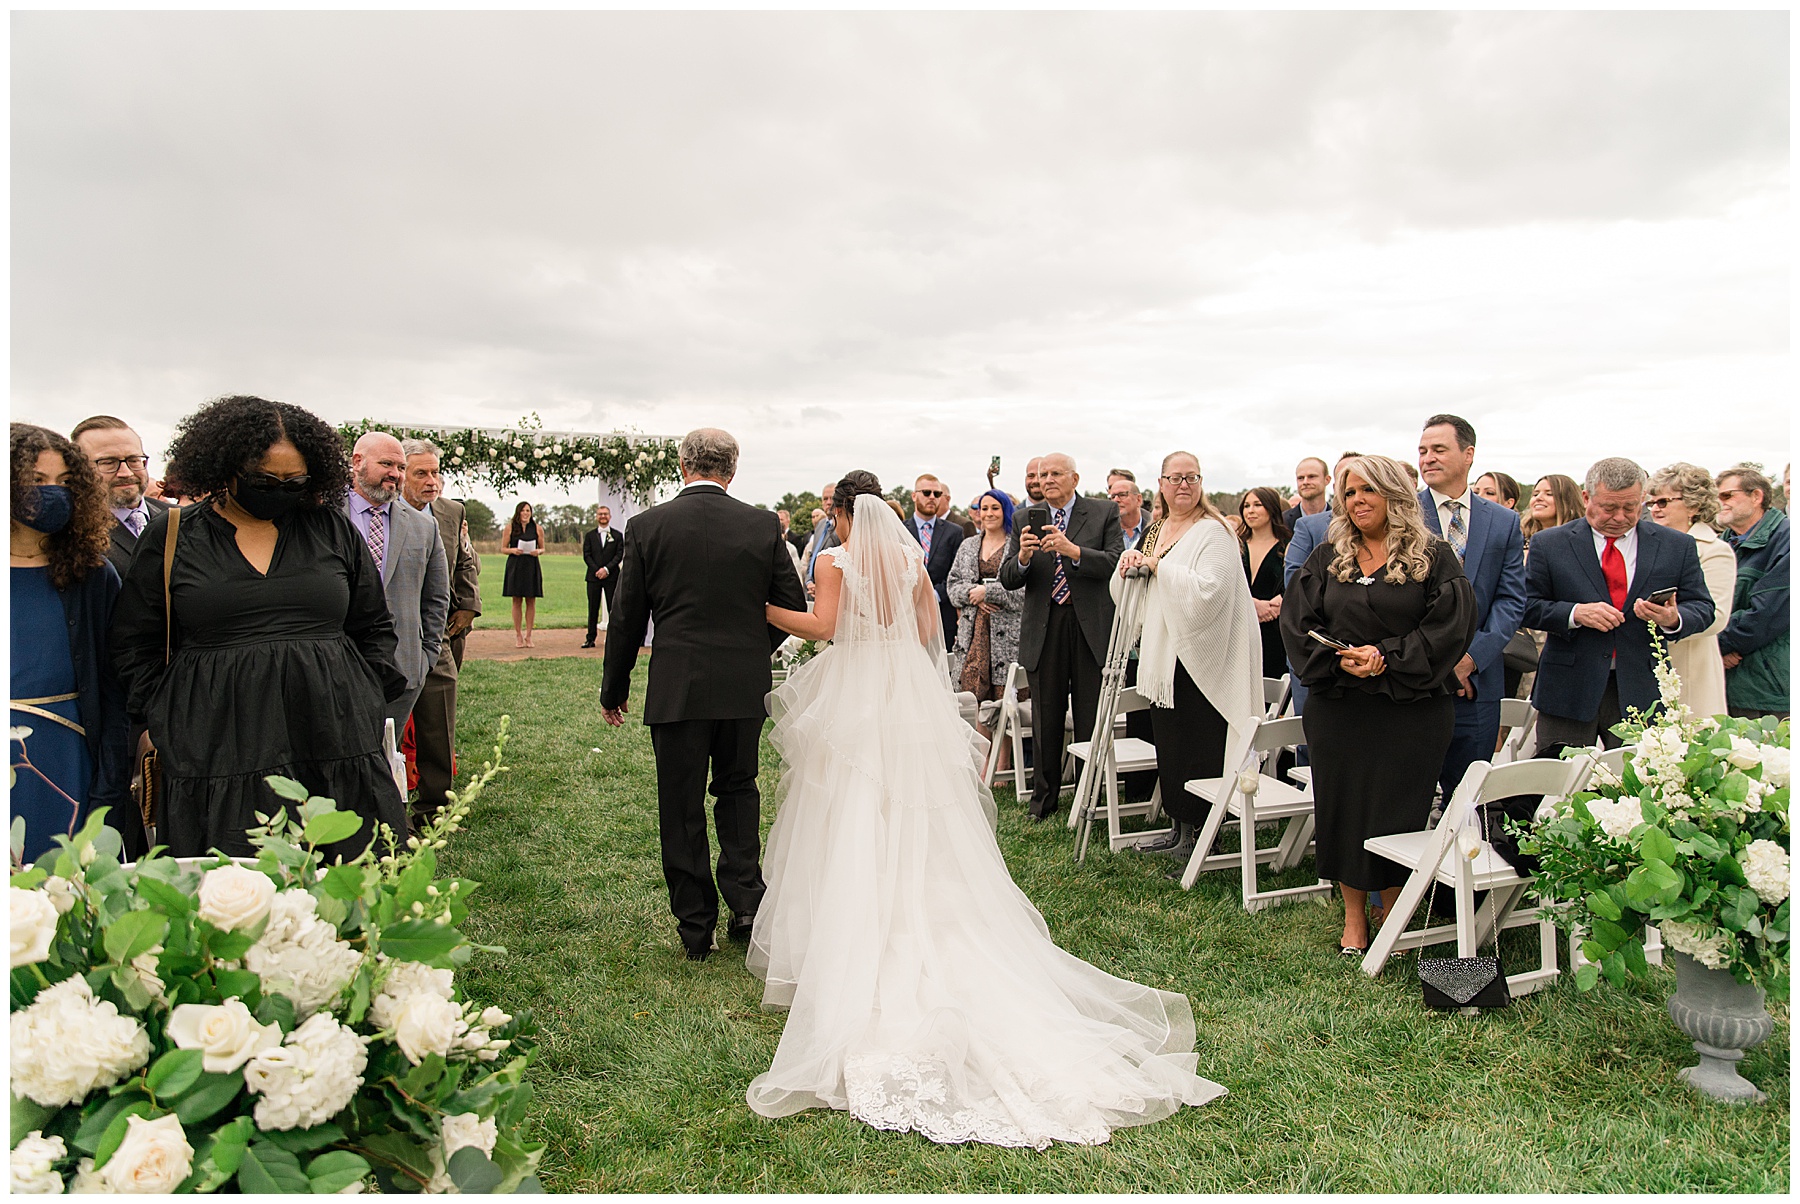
[[1180, 715, 1333, 911], [1360, 753, 1597, 1000], [1066, 685, 1166, 848], [1262, 674, 1292, 719], [1492, 697, 1537, 766], [980, 662, 1074, 795]]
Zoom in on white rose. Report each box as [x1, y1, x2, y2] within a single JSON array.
[[11, 1131, 67, 1194], [426, 1112, 499, 1192], [1722, 735, 1764, 771], [1743, 839, 1789, 907], [12, 887, 59, 968], [392, 992, 464, 1065], [167, 998, 283, 1074], [1760, 745, 1790, 788], [42, 875, 78, 915], [10, 977, 150, 1107], [197, 865, 276, 933], [101, 1113, 192, 1194], [131, 946, 167, 1006]]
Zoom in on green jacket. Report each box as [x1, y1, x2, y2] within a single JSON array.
[[1722, 508, 1789, 714]]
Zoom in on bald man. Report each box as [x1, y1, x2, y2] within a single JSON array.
[[347, 432, 450, 743]]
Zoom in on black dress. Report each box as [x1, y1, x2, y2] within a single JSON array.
[[1279, 539, 1477, 891], [1243, 538, 1289, 678], [111, 503, 409, 861], [502, 522, 544, 598]]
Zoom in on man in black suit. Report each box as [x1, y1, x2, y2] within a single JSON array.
[[581, 505, 624, 648], [71, 415, 170, 579], [905, 474, 966, 647], [998, 453, 1125, 821], [1523, 457, 1713, 750], [601, 429, 807, 962]]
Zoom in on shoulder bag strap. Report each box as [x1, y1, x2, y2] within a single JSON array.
[[162, 506, 181, 666]]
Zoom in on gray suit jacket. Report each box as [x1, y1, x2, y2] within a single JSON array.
[[346, 495, 450, 707]]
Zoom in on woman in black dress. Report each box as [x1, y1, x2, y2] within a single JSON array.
[[111, 396, 408, 861], [1280, 454, 1476, 956], [1237, 485, 1292, 678], [502, 502, 545, 648]]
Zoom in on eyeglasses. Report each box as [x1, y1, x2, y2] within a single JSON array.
[[242, 473, 311, 493], [93, 456, 149, 473], [1647, 496, 1679, 509], [1718, 489, 1747, 500], [916, 489, 945, 498], [1160, 473, 1202, 486]]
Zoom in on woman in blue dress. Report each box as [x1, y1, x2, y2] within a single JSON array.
[[10, 423, 132, 864]]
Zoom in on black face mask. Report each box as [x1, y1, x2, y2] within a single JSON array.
[[232, 475, 308, 521], [19, 485, 73, 534]]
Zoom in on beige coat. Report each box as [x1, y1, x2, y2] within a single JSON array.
[[1668, 522, 1733, 720]]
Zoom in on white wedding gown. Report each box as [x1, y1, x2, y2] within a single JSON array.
[[745, 495, 1224, 1149]]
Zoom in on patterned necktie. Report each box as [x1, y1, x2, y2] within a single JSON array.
[[1601, 536, 1628, 611], [1445, 500, 1467, 561], [366, 504, 386, 572], [123, 509, 145, 538], [919, 519, 932, 558], [1051, 506, 1071, 605]]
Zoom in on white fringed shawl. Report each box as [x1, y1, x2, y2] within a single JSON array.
[[1111, 516, 1263, 754]]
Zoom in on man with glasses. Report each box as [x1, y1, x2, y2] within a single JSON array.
[[999, 453, 1124, 821], [1715, 463, 1789, 719], [1522, 457, 1712, 750], [71, 415, 169, 577], [1107, 469, 1149, 551], [906, 474, 966, 646]]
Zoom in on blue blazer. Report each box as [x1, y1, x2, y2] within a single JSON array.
[[1419, 491, 1526, 707], [1522, 518, 1713, 723], [1283, 511, 1332, 589]]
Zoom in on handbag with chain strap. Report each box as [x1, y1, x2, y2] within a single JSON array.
[[133, 506, 180, 847]]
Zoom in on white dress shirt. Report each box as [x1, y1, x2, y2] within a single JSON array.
[[1427, 486, 1474, 544]]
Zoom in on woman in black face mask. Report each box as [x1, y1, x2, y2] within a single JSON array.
[[10, 423, 133, 863], [110, 396, 409, 863]]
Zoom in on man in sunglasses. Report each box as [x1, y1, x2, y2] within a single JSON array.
[[907, 474, 966, 646], [71, 415, 169, 578]]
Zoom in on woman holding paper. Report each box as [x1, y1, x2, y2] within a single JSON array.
[[502, 501, 545, 647]]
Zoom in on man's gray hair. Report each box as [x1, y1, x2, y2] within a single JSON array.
[[1584, 456, 1647, 495], [400, 438, 441, 460], [679, 428, 739, 480]]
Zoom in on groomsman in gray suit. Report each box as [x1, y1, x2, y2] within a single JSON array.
[[347, 432, 450, 734]]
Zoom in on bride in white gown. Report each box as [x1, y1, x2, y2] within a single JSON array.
[[747, 477, 1224, 1149]]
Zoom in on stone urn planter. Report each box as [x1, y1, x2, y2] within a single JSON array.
[[1664, 950, 1775, 1104]]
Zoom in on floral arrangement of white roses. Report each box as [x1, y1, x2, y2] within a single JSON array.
[[9, 719, 545, 1194], [773, 637, 826, 672], [1521, 631, 1789, 998], [336, 414, 680, 500]]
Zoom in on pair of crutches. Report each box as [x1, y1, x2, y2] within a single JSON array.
[[1071, 566, 1153, 864]]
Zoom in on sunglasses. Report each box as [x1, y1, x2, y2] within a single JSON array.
[[1718, 489, 1748, 500], [916, 489, 945, 498], [242, 472, 311, 493], [1647, 496, 1679, 509]]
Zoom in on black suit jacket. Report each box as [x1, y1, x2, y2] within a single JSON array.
[[601, 485, 808, 724], [582, 526, 624, 584], [997, 494, 1124, 670], [1522, 518, 1713, 723], [906, 513, 965, 633], [102, 498, 172, 580]]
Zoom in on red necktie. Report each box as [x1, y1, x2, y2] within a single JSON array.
[[1601, 536, 1627, 611]]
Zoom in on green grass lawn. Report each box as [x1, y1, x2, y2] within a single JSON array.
[[473, 554, 592, 630], [441, 657, 1788, 1192]]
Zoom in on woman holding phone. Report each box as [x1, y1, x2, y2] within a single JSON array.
[[947, 490, 1026, 759], [1280, 455, 1476, 956]]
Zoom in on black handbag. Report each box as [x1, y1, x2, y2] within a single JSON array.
[[1417, 801, 1511, 1011], [1501, 628, 1539, 675]]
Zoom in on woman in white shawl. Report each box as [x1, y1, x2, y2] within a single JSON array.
[[1113, 452, 1263, 861]]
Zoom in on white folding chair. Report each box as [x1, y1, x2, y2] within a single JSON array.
[[382, 718, 409, 801], [1066, 686, 1165, 849], [1180, 716, 1332, 910], [1493, 697, 1537, 766], [1262, 675, 1292, 719], [982, 663, 1031, 795], [1360, 754, 1595, 998]]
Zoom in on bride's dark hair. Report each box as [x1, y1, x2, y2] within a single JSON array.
[[832, 470, 883, 520]]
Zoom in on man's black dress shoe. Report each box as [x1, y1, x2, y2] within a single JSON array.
[[727, 913, 756, 942], [580, 641, 596, 649], [684, 943, 712, 962]]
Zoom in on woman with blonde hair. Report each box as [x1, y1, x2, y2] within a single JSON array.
[[1280, 454, 1476, 955], [1648, 462, 1733, 719], [1115, 452, 1262, 859]]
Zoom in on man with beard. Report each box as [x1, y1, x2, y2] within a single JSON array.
[[71, 416, 169, 578], [346, 432, 449, 733]]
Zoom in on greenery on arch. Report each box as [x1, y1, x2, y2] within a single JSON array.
[[336, 415, 681, 500]]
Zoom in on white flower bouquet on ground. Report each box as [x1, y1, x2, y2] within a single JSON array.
[[9, 718, 543, 1193], [1521, 633, 1790, 998]]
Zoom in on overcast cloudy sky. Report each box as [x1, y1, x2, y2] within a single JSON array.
[[12, 11, 1790, 513]]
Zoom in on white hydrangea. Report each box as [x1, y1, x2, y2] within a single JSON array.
[[425, 1112, 500, 1193], [1761, 745, 1790, 789], [1660, 919, 1734, 970], [11, 1132, 67, 1194], [1660, 791, 1696, 821], [11, 976, 151, 1107], [242, 1013, 369, 1131], [245, 891, 363, 1019], [1585, 796, 1645, 843], [1743, 840, 1789, 907], [367, 958, 455, 1032]]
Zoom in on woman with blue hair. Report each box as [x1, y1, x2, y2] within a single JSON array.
[[947, 490, 1026, 756]]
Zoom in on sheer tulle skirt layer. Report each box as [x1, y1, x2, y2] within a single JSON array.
[[746, 640, 1225, 1148]]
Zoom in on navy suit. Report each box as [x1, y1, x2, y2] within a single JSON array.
[[1281, 510, 1333, 718], [906, 513, 965, 648], [1420, 490, 1526, 800], [1523, 519, 1713, 745]]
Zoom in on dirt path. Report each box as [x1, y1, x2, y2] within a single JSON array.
[[461, 627, 617, 662]]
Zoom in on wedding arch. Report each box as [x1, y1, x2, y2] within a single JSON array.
[[336, 415, 682, 502]]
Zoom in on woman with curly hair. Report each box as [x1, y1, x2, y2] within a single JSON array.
[[1280, 454, 1476, 956], [10, 423, 133, 862], [110, 396, 408, 861], [1648, 462, 1734, 718]]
